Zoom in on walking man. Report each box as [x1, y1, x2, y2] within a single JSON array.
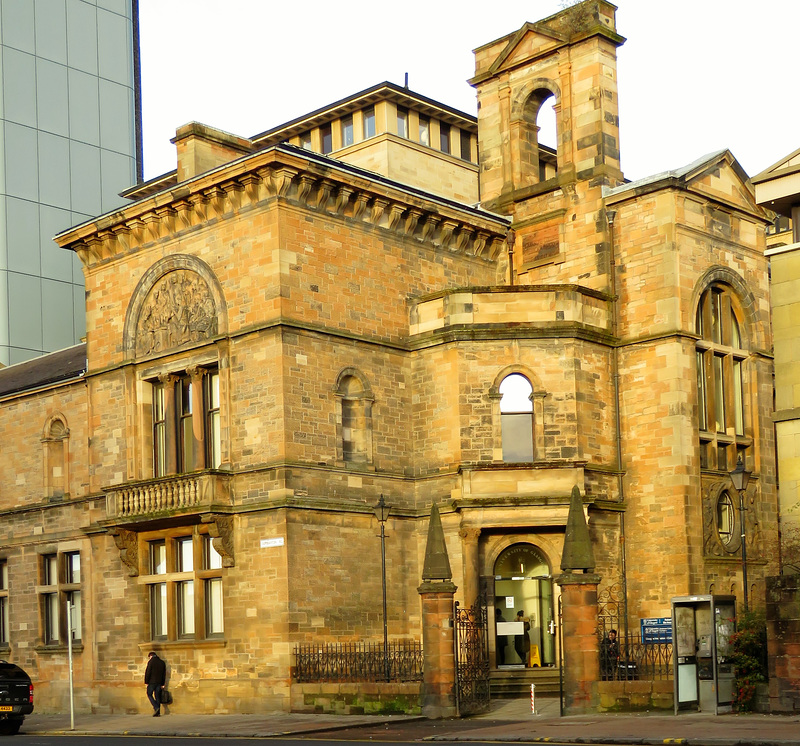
[[144, 651, 166, 716]]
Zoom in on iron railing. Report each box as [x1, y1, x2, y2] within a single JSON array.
[[293, 640, 423, 683], [598, 582, 672, 681], [600, 632, 673, 681]]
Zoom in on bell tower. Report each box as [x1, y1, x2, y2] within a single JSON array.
[[470, 1, 625, 290]]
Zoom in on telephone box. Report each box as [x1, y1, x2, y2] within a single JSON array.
[[671, 595, 737, 714]]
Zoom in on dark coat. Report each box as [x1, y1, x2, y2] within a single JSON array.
[[144, 654, 166, 686]]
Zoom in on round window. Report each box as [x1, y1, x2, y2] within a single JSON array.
[[717, 492, 736, 548]]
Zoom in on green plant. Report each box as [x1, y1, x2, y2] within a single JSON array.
[[728, 610, 768, 712]]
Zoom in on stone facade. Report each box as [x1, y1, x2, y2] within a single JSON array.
[[0, 0, 778, 715]]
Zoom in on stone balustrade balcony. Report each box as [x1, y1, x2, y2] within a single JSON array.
[[105, 471, 232, 521]]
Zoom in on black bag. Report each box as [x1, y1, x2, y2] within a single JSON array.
[[160, 689, 173, 705]]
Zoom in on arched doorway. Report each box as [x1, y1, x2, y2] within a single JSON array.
[[493, 544, 555, 667]]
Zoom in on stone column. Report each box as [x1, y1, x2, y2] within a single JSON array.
[[459, 527, 481, 608], [418, 580, 458, 718], [188, 366, 207, 470], [555, 571, 601, 714]]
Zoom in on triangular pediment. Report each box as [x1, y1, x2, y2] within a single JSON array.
[[487, 23, 567, 77], [684, 151, 763, 217], [752, 146, 800, 184]]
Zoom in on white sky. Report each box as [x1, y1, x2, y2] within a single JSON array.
[[138, 0, 799, 184]]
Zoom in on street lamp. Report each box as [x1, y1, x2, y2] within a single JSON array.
[[374, 495, 391, 682], [729, 456, 752, 612]]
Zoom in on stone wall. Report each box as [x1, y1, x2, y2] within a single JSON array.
[[596, 680, 673, 711], [290, 682, 422, 715], [766, 574, 800, 713]]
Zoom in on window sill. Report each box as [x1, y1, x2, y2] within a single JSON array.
[[35, 643, 83, 654], [138, 639, 226, 653]]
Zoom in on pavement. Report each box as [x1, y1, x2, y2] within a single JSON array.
[[20, 696, 800, 743]]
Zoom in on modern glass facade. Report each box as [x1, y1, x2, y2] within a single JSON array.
[[0, 0, 140, 365]]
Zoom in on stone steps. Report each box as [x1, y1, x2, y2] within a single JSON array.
[[490, 667, 561, 698]]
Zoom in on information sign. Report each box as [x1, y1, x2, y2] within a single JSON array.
[[640, 616, 672, 643]]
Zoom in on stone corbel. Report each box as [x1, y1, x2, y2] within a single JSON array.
[[142, 212, 162, 243], [239, 173, 262, 206], [387, 204, 405, 232], [222, 180, 244, 212], [456, 226, 474, 252], [352, 193, 370, 220], [111, 224, 132, 254], [188, 193, 209, 224], [296, 174, 316, 206], [201, 513, 235, 567], [333, 186, 354, 216], [472, 231, 490, 257], [108, 528, 139, 577], [205, 186, 227, 219], [370, 198, 390, 227], [421, 215, 440, 243], [316, 180, 335, 212], [405, 208, 423, 237], [487, 236, 506, 260], [269, 167, 299, 197], [439, 220, 459, 250]]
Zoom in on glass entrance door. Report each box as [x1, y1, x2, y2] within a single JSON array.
[[493, 544, 555, 667]]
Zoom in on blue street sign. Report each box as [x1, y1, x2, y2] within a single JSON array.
[[640, 617, 672, 643]]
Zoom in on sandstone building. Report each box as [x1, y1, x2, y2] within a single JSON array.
[[0, 1, 778, 713], [753, 153, 800, 567]]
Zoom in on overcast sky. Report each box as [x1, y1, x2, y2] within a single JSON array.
[[138, 0, 799, 184]]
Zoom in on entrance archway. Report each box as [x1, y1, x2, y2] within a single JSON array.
[[493, 544, 555, 667]]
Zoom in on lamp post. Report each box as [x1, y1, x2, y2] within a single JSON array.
[[729, 456, 752, 612], [374, 495, 391, 682]]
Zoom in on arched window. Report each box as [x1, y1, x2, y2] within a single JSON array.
[[42, 416, 70, 499], [499, 374, 534, 463], [519, 88, 559, 187], [695, 284, 749, 471], [333, 370, 373, 466]]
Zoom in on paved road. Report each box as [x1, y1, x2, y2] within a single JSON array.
[[21, 696, 800, 745]]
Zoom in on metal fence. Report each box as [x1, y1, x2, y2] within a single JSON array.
[[599, 631, 673, 681], [293, 640, 423, 683], [598, 582, 672, 682]]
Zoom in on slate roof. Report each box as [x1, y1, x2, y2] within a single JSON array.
[[0, 344, 86, 398]]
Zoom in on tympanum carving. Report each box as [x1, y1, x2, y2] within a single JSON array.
[[136, 270, 218, 356]]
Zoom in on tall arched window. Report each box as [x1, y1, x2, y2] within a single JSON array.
[[333, 370, 374, 466], [695, 284, 749, 471], [518, 87, 559, 187], [499, 374, 534, 463]]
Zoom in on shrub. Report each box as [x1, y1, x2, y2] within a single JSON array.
[[728, 610, 767, 712]]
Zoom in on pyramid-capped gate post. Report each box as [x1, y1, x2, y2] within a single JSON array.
[[417, 502, 458, 718], [556, 485, 602, 714]]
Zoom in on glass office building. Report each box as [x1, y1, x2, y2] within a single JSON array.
[[0, 0, 141, 365]]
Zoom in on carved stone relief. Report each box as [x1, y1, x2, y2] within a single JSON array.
[[201, 513, 235, 567], [109, 528, 139, 577], [135, 270, 218, 356]]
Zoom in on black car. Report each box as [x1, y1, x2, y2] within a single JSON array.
[[0, 661, 33, 735]]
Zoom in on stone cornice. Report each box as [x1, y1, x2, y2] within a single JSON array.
[[55, 146, 509, 270]]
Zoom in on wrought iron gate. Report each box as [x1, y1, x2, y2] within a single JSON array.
[[454, 598, 490, 715]]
